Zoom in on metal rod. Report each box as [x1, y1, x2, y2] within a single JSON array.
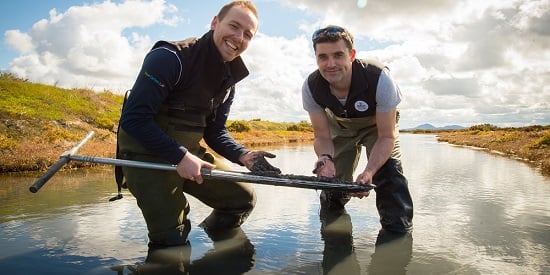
[[69, 155, 177, 171], [56, 154, 373, 192], [29, 131, 95, 193]]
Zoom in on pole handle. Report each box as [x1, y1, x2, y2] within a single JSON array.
[[29, 157, 70, 193]]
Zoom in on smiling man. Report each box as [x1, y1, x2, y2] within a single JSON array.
[[117, 1, 281, 250], [302, 25, 413, 236]]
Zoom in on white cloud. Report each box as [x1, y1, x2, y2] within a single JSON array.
[[232, 34, 316, 122], [3, 0, 549, 128], [5, 0, 178, 92], [4, 30, 34, 53], [283, 0, 550, 127]]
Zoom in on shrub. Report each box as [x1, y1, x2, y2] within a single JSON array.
[[227, 120, 251, 132], [528, 132, 550, 149], [287, 120, 312, 132], [42, 124, 78, 142], [0, 72, 27, 82], [523, 125, 545, 132], [469, 124, 499, 131], [95, 117, 115, 130], [0, 134, 16, 150]]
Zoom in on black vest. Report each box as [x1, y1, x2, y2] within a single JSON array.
[[307, 59, 383, 118], [152, 31, 249, 120]]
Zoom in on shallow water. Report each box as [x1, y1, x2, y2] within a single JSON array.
[[0, 134, 549, 274]]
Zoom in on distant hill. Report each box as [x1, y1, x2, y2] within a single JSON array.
[[403, 123, 467, 131]]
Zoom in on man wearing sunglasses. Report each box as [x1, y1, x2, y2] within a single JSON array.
[[302, 25, 413, 235]]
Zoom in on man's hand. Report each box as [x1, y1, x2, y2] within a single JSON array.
[[312, 155, 335, 178], [240, 151, 281, 174], [176, 152, 216, 184], [351, 170, 374, 198]]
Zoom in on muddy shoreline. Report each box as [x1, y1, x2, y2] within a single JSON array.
[[435, 129, 549, 175]]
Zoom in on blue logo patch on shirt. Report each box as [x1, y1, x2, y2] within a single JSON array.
[[144, 71, 165, 88]]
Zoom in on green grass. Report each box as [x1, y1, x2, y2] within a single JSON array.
[[0, 73, 311, 133], [0, 73, 123, 130]]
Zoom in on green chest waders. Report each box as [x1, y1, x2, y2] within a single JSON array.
[[118, 113, 255, 247], [324, 109, 413, 233]]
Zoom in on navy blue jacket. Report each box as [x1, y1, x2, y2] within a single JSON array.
[[120, 34, 248, 165]]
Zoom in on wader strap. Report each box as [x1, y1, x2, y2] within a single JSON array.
[[111, 90, 131, 201]]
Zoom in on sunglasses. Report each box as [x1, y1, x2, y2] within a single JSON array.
[[311, 26, 346, 42]]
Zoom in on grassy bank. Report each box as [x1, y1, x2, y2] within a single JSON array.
[[411, 124, 550, 175], [0, 73, 313, 173]]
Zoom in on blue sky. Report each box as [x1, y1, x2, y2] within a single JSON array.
[[1, 0, 548, 128]]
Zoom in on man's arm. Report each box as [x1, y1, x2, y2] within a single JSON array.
[[356, 67, 401, 184], [356, 108, 397, 184], [302, 79, 336, 176], [310, 112, 334, 157], [120, 47, 185, 164], [309, 111, 336, 177]]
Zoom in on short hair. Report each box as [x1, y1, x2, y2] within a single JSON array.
[[217, 1, 258, 21], [312, 25, 354, 51]]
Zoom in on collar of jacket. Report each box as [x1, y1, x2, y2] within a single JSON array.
[[199, 30, 249, 84]]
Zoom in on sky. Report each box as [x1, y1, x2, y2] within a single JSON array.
[[1, 0, 548, 129]]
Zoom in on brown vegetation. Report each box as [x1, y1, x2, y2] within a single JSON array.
[[0, 119, 117, 173], [0, 120, 313, 173], [434, 125, 550, 175]]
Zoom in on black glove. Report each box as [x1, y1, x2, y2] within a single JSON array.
[[250, 151, 281, 174], [312, 160, 325, 174]]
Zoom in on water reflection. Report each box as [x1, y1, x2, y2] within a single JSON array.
[[115, 227, 256, 275], [319, 208, 413, 275], [1, 134, 549, 274], [369, 230, 413, 274], [319, 208, 360, 274]]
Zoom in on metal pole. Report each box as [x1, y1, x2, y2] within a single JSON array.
[[29, 131, 95, 193], [69, 155, 177, 171], [61, 155, 373, 192]]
